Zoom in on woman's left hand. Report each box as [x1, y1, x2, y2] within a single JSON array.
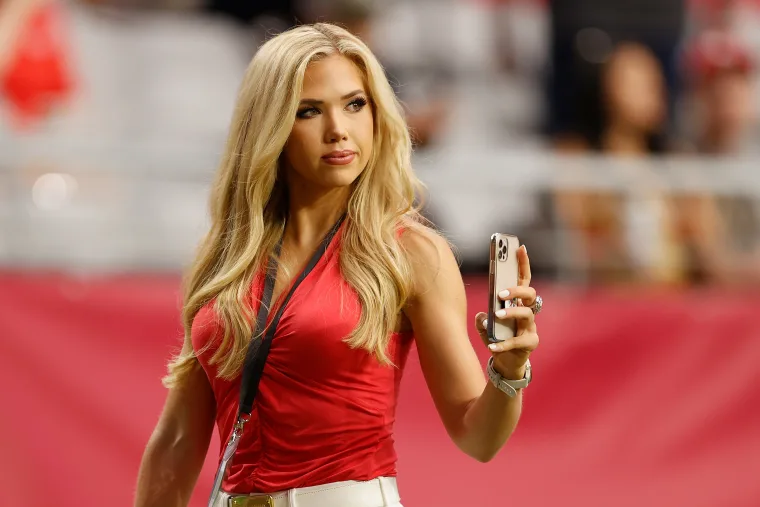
[[475, 245, 540, 380]]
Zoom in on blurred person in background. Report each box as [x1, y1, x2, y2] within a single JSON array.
[[685, 30, 756, 155], [135, 22, 541, 507], [552, 42, 669, 283], [663, 30, 760, 284], [543, 3, 677, 284]]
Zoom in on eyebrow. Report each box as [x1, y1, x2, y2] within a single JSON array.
[[299, 89, 365, 105]]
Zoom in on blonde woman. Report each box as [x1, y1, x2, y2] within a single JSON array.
[[134, 22, 541, 507]]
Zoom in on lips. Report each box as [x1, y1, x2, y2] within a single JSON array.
[[322, 150, 356, 165]]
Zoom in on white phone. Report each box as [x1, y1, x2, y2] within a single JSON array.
[[487, 233, 520, 343]]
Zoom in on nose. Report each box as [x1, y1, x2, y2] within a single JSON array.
[[324, 111, 348, 144]]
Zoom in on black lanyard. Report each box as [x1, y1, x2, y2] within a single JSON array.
[[237, 213, 345, 417], [209, 214, 346, 506]]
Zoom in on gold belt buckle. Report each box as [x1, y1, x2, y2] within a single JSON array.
[[228, 494, 275, 507]]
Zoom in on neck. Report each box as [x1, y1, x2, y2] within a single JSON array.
[[284, 185, 350, 249], [602, 121, 650, 156]]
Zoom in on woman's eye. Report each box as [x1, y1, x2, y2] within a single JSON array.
[[296, 107, 318, 119], [347, 97, 368, 112]]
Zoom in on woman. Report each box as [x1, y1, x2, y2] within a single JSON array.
[[552, 42, 669, 283], [134, 22, 540, 507]]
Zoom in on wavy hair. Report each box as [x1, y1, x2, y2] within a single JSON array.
[[163, 23, 434, 387]]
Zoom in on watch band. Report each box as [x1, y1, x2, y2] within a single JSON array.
[[487, 357, 531, 397]]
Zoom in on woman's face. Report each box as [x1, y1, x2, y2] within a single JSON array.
[[282, 54, 374, 192]]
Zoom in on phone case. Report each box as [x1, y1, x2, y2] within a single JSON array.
[[487, 233, 520, 343]]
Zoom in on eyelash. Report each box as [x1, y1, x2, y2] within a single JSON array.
[[296, 97, 368, 119]]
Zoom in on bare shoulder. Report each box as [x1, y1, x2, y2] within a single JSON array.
[[398, 221, 461, 298]]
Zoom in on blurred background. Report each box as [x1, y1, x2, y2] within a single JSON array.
[[1, 0, 759, 506]]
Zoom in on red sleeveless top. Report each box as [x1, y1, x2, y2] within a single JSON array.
[[191, 225, 414, 493]]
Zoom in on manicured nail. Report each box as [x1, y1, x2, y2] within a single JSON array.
[[522, 245, 528, 254], [488, 343, 498, 351], [495, 309, 507, 318], [482, 319, 488, 328], [499, 290, 510, 298]]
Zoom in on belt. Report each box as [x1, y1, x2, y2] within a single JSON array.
[[221, 477, 400, 507]]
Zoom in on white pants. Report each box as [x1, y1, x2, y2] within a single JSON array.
[[215, 477, 403, 507]]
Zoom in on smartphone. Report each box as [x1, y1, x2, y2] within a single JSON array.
[[487, 233, 520, 343]]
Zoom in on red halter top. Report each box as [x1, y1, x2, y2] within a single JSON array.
[[192, 224, 414, 493]]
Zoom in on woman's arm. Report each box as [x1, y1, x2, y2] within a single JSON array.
[[134, 356, 216, 507], [401, 228, 538, 463]]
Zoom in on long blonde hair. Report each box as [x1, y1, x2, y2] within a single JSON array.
[[164, 23, 433, 387]]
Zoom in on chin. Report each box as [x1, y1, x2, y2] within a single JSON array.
[[317, 164, 364, 188], [319, 173, 362, 190]]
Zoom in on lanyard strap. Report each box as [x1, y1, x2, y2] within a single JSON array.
[[207, 214, 345, 506], [237, 214, 345, 417]]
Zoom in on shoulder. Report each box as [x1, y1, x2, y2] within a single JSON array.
[[397, 219, 460, 298], [398, 220, 450, 262]]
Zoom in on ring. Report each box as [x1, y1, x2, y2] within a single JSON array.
[[530, 295, 543, 315]]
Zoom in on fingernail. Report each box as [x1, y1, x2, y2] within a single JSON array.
[[495, 309, 507, 318], [482, 319, 488, 328], [488, 343, 498, 351], [522, 245, 528, 254], [499, 289, 510, 298]]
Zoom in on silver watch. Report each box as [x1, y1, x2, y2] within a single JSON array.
[[487, 357, 532, 397]]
